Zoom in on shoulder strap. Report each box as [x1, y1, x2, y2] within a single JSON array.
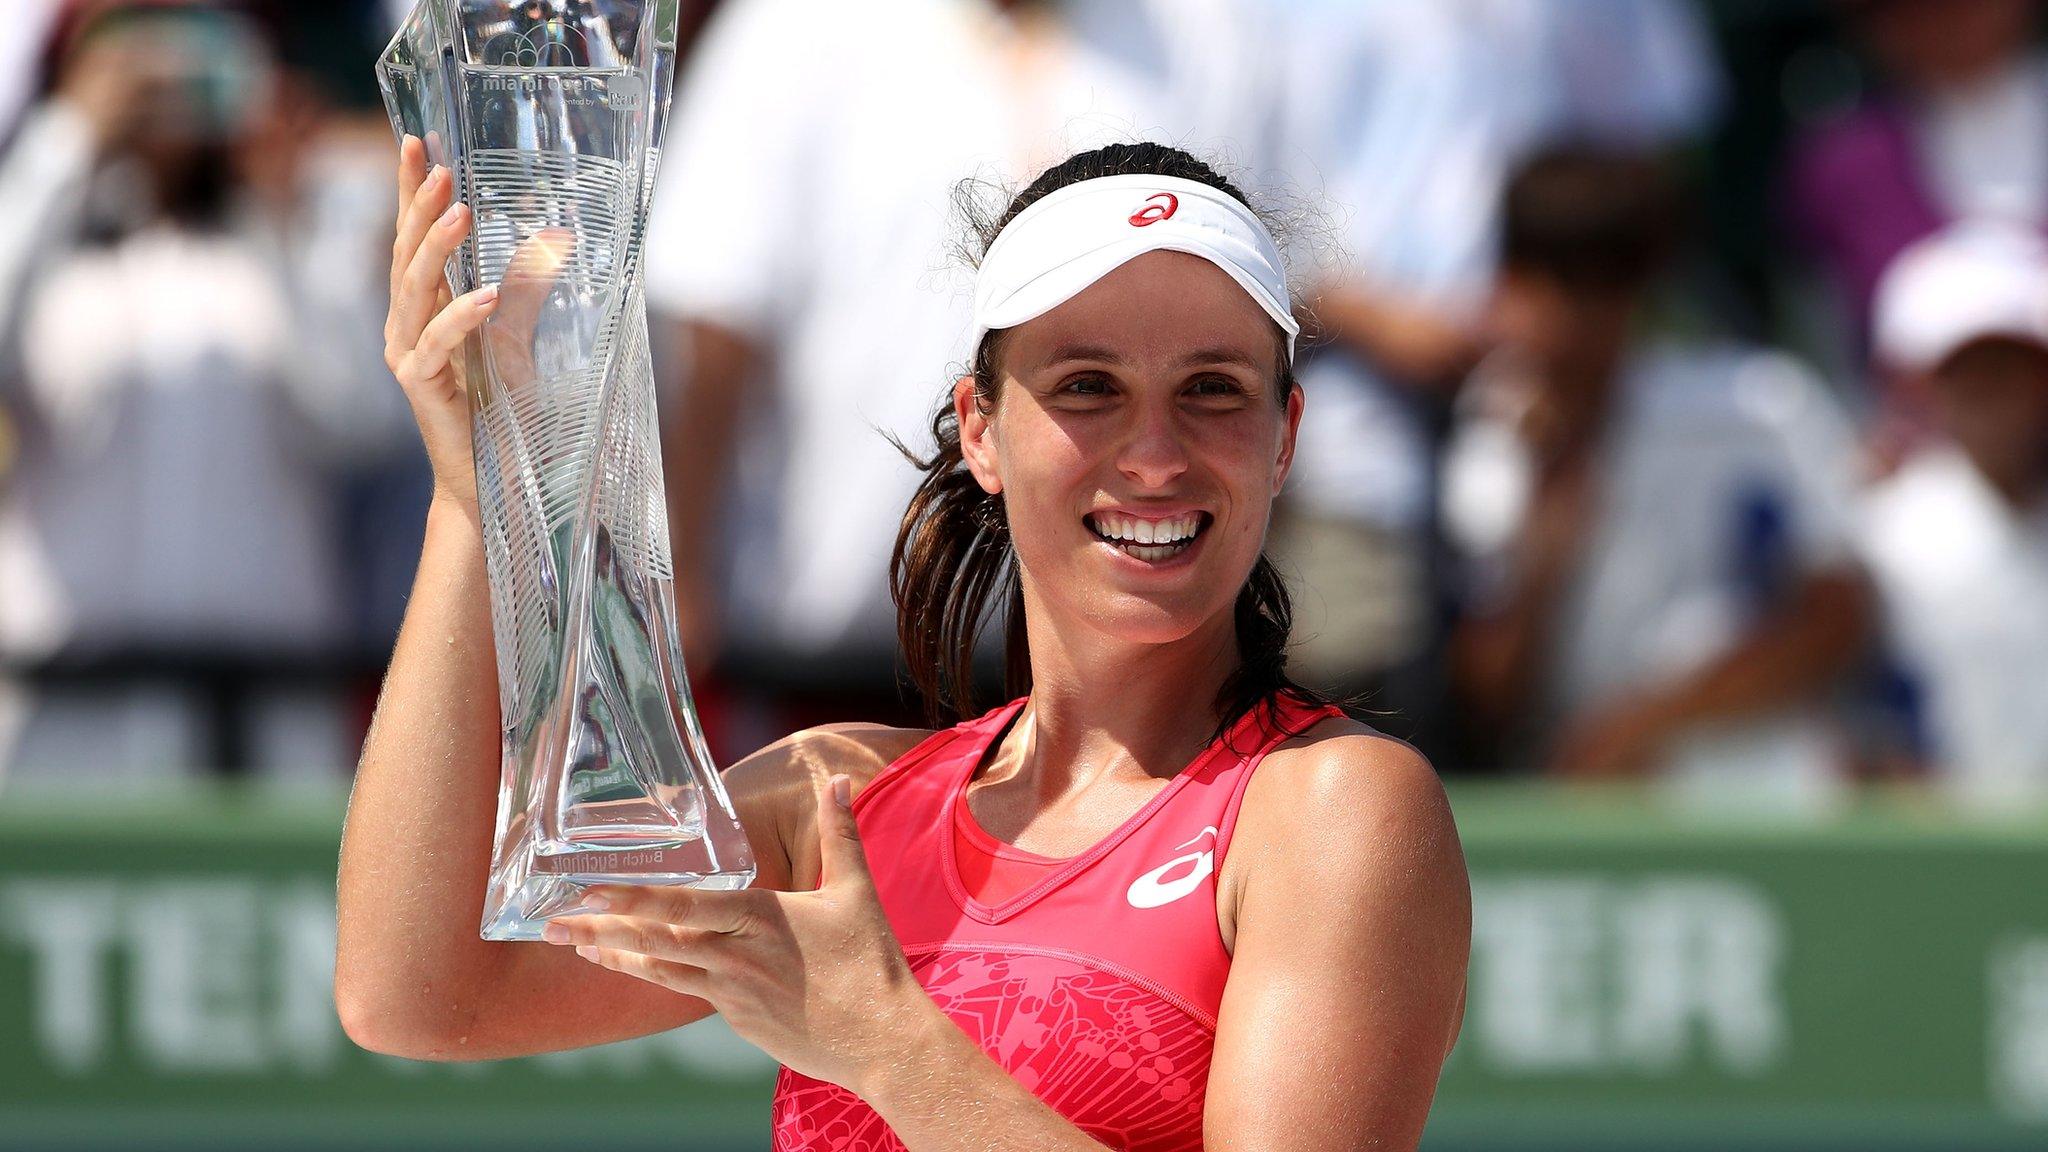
[[1211, 695, 1346, 868], [849, 698, 1027, 816]]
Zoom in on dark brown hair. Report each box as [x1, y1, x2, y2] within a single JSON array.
[[888, 141, 1339, 742], [1500, 145, 1683, 294]]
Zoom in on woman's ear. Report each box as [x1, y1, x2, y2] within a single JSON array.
[[1272, 382, 1304, 496], [956, 374, 1003, 496]]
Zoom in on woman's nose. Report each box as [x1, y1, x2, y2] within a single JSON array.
[[1116, 402, 1190, 488]]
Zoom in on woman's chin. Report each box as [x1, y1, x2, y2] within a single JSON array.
[[1078, 594, 1229, 648]]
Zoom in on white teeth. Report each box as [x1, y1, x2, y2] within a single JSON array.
[[1088, 512, 1202, 547]]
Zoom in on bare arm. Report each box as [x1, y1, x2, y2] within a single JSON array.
[[1451, 573, 1568, 735], [861, 1009, 1119, 1152], [334, 140, 801, 1060], [333, 493, 798, 1058], [1653, 567, 1870, 726], [1545, 565, 1873, 779], [1204, 729, 1470, 1149], [1306, 281, 1480, 390]]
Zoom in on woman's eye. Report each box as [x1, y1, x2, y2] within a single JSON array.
[[1191, 375, 1244, 397], [1062, 375, 1111, 396]]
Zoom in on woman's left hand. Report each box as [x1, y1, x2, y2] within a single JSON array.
[[542, 774, 929, 1094]]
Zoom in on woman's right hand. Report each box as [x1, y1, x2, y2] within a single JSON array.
[[384, 135, 500, 510]]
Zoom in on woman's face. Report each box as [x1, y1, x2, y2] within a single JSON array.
[[958, 250, 1302, 647]]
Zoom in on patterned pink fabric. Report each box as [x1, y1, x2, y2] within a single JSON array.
[[770, 693, 1343, 1150]]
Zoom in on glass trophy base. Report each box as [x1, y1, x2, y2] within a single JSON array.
[[484, 832, 755, 941]]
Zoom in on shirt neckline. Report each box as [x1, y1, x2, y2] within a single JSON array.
[[938, 695, 1272, 925], [954, 782, 1072, 864]]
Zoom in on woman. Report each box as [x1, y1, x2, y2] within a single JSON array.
[[337, 137, 1470, 1151]]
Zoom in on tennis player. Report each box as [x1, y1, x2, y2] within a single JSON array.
[[338, 135, 1470, 1151]]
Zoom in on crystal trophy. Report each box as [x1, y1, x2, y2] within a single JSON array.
[[377, 0, 755, 940]]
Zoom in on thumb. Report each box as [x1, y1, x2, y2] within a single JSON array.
[[816, 773, 872, 889]]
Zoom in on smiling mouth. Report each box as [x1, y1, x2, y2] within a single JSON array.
[[1085, 510, 1211, 563]]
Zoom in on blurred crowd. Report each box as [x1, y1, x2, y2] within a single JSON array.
[[1, 0, 2045, 810]]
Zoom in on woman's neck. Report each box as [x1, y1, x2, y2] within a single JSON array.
[[988, 598, 1242, 803]]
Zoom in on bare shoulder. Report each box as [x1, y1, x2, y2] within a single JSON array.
[[1208, 717, 1473, 1137], [723, 721, 935, 893], [732, 721, 935, 787], [1220, 714, 1465, 950], [1243, 714, 1457, 847]]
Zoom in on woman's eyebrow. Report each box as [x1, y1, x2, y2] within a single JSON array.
[[1178, 347, 1264, 371], [1039, 345, 1263, 370], [1042, 343, 1125, 367]]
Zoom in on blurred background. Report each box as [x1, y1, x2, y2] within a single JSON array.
[[3, 0, 2048, 1148]]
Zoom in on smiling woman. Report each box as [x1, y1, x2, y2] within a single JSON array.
[[341, 137, 1468, 1152], [751, 142, 1469, 1150], [893, 145, 1313, 739]]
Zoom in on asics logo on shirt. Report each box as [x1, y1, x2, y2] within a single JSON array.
[[1125, 826, 1218, 909]]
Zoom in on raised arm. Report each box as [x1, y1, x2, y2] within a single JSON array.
[[0, 44, 148, 374], [333, 138, 801, 1061]]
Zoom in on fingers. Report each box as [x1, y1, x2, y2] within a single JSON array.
[[393, 285, 499, 401], [388, 162, 454, 314], [479, 227, 574, 382], [387, 195, 471, 362], [395, 134, 427, 230], [390, 160, 449, 295], [543, 912, 727, 967], [814, 773, 872, 889], [572, 945, 712, 999], [584, 884, 764, 935], [494, 226, 575, 333]]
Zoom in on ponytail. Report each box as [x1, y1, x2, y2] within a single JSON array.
[[889, 142, 1349, 741], [888, 362, 1026, 725]]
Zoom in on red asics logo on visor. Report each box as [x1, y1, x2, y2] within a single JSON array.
[[1129, 193, 1178, 227]]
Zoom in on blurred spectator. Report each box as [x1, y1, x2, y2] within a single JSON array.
[[1783, 0, 2046, 358], [1860, 221, 2048, 802], [1264, 0, 1495, 711], [290, 103, 439, 651], [1266, 0, 1724, 720], [645, 0, 1285, 749], [0, 1, 404, 786], [1442, 147, 1871, 805]]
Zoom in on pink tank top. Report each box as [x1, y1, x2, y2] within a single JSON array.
[[953, 768, 1071, 906], [771, 692, 1344, 1151]]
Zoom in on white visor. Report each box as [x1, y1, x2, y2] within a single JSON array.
[[970, 173, 1299, 365]]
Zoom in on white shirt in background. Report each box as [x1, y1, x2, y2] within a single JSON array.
[[1860, 445, 2048, 804], [644, 0, 1284, 660], [1442, 340, 1861, 808]]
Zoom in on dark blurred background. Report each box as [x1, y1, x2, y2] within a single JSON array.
[[3, 0, 2048, 1149]]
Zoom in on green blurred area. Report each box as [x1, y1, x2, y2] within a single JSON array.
[[3, 783, 2047, 1150]]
